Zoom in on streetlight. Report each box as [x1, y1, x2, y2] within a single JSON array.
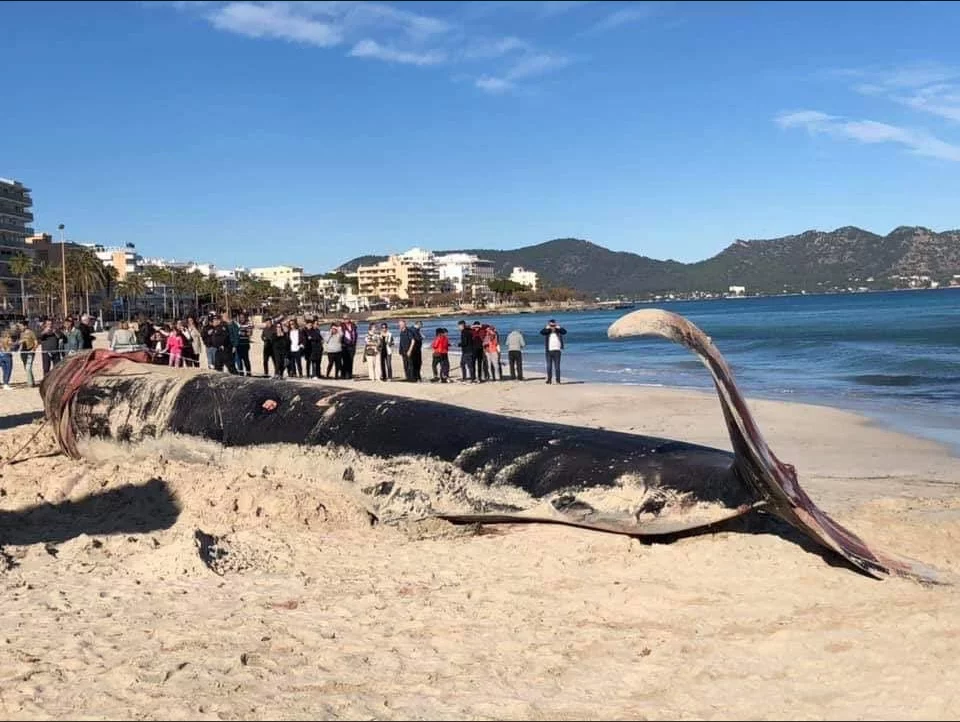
[[58, 223, 67, 318]]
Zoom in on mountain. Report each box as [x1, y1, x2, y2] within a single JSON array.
[[336, 226, 960, 296]]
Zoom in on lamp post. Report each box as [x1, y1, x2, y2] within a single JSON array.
[[58, 223, 67, 318]]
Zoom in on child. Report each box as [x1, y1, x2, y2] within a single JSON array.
[[166, 327, 184, 367], [431, 327, 450, 383]]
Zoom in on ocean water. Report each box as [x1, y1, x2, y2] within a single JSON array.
[[414, 288, 960, 453]]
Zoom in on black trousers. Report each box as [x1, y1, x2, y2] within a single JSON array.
[[473, 350, 485, 381], [546, 350, 562, 383], [509, 350, 524, 380], [401, 351, 414, 381], [287, 349, 303, 377], [380, 349, 393, 380], [432, 353, 449, 380], [215, 348, 237, 374], [326, 352, 341, 378], [262, 342, 273, 377], [310, 353, 323, 378], [342, 346, 355, 378], [271, 348, 287, 377], [411, 348, 422, 381]]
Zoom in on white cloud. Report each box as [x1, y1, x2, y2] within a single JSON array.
[[848, 64, 960, 124], [208, 2, 342, 46], [775, 109, 960, 162], [475, 76, 513, 94], [589, 4, 660, 33], [169, 1, 576, 94], [349, 39, 446, 66]]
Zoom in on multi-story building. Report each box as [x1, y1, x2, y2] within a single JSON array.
[[436, 252, 495, 295], [250, 265, 305, 294], [0, 178, 33, 246], [85, 242, 142, 280], [357, 248, 440, 300], [510, 266, 539, 291], [1, 179, 35, 311]]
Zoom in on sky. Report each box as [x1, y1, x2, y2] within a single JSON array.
[[4, 1, 960, 273]]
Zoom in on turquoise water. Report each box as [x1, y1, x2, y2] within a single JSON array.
[[421, 288, 960, 453]]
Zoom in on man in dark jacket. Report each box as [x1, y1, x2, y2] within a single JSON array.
[[202, 316, 235, 373], [304, 319, 324, 378], [470, 322, 486, 382], [539, 319, 567, 384], [397, 319, 415, 382], [78, 314, 96, 350], [457, 320, 474, 382]]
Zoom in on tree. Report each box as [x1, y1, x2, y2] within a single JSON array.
[[142, 265, 172, 318], [33, 264, 61, 317], [9, 252, 34, 316], [117, 274, 147, 320], [487, 279, 528, 296], [66, 248, 108, 316]]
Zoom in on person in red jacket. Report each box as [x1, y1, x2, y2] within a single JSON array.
[[431, 327, 451, 383]]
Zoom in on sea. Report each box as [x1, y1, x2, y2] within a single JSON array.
[[418, 288, 960, 454]]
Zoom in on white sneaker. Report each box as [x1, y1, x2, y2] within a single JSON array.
[[2, 384, 12, 391]]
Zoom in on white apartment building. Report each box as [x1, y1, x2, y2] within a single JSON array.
[[436, 252, 495, 295], [510, 266, 539, 291], [250, 265, 305, 293]]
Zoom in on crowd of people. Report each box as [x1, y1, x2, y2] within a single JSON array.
[[0, 310, 570, 389]]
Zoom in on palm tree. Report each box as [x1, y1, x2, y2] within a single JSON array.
[[188, 270, 206, 315], [66, 248, 107, 316], [142, 265, 171, 318], [9, 252, 34, 316], [117, 274, 147, 320], [34, 264, 61, 317]]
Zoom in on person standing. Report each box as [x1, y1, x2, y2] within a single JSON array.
[[271, 321, 289, 378], [63, 317, 83, 356], [457, 320, 474, 383], [379, 322, 394, 381], [340, 318, 357, 379], [234, 312, 253, 376], [397, 320, 414, 382], [470, 321, 485, 382], [506, 328, 526, 381], [324, 323, 342, 378], [38, 319, 62, 378], [78, 313, 96, 350], [483, 324, 502, 381], [431, 327, 450, 383], [287, 319, 303, 377], [166, 326, 184, 367], [540, 319, 567, 384], [185, 316, 203, 367], [363, 323, 382, 382], [411, 321, 424, 382], [304, 319, 324, 378], [16, 323, 37, 388], [0, 331, 14, 390], [261, 318, 276, 377]]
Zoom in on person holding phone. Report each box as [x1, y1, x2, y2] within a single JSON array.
[[539, 319, 567, 384]]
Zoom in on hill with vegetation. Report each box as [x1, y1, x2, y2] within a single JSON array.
[[337, 226, 960, 296]]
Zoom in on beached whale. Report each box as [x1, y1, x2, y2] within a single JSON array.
[[38, 310, 941, 583]]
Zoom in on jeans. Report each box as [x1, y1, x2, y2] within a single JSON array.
[[508, 350, 524, 380], [460, 349, 474, 381], [0, 354, 12, 385], [206, 347, 217, 369], [234, 344, 252, 375], [485, 351, 501, 380], [287, 349, 303, 377], [20, 351, 35, 387], [325, 352, 341, 378], [546, 350, 562, 383]]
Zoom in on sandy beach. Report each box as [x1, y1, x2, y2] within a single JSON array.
[[1, 349, 959, 720]]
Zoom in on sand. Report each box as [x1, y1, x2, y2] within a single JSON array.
[[1, 348, 959, 720]]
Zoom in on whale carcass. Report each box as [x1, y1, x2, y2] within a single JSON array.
[[38, 310, 941, 583]]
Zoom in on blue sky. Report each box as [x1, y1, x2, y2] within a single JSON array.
[[5, 1, 960, 273]]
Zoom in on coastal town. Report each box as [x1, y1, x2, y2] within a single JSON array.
[[1, 176, 553, 323]]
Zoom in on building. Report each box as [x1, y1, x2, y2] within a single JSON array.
[[250, 265, 305, 293], [0, 178, 33, 246], [509, 266, 539, 291], [728, 285, 746, 296], [1, 179, 35, 311], [436, 253, 495, 295], [357, 248, 440, 300], [85, 243, 142, 280]]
